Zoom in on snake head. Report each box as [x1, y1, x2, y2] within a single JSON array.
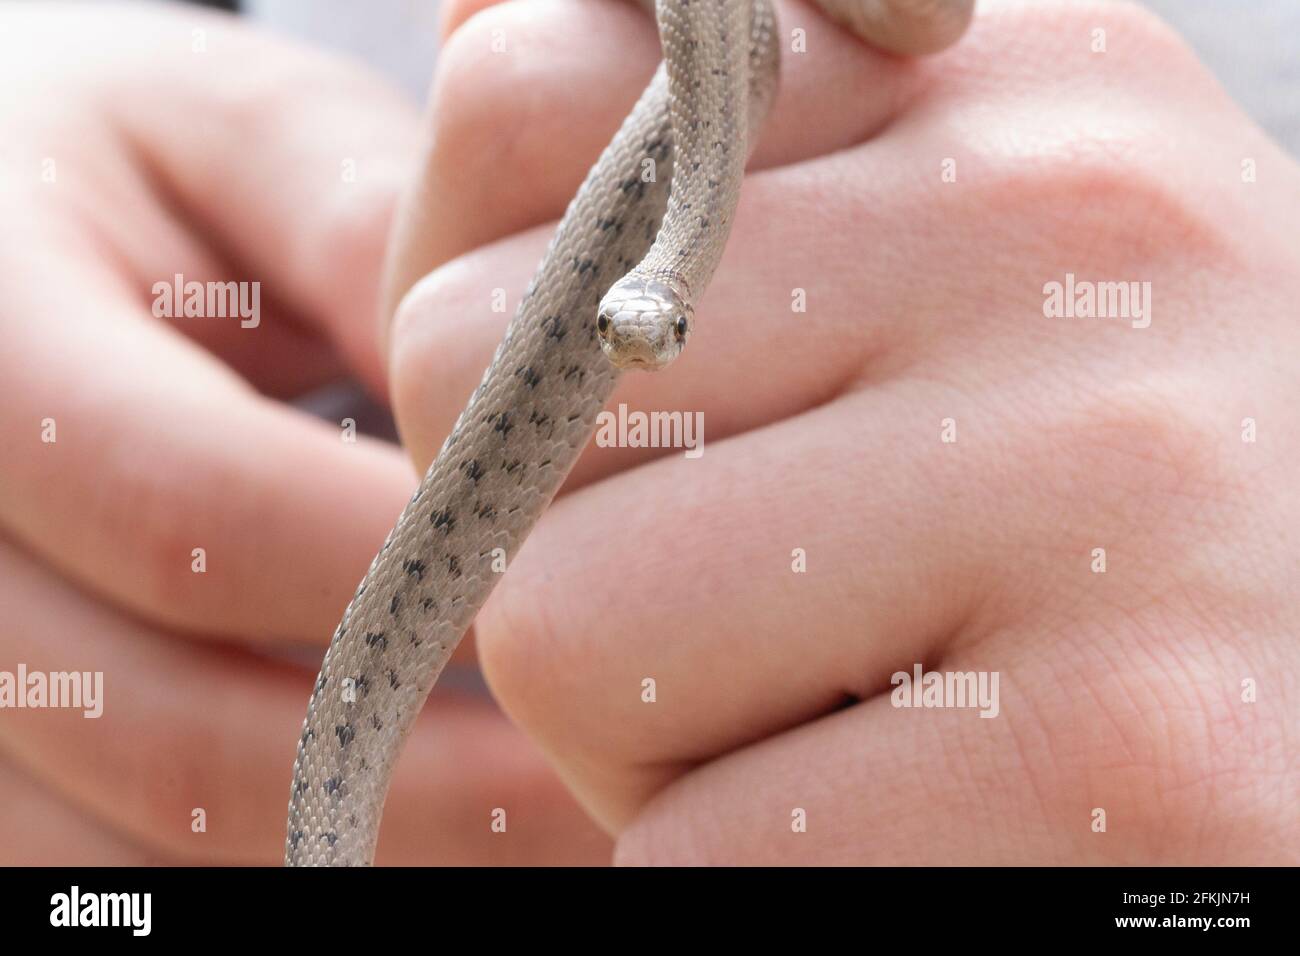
[[596, 274, 692, 371]]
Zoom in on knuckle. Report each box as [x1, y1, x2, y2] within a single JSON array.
[[997, 0, 1200, 72], [1036, 384, 1233, 541], [306, 180, 398, 313], [429, 0, 633, 200], [440, 0, 500, 42], [1074, 644, 1286, 862], [612, 822, 665, 867], [474, 558, 568, 729], [428, 4, 537, 175], [966, 1, 1215, 115], [142, 795, 262, 866], [975, 142, 1232, 271], [1084, 0, 1201, 68], [124, 733, 233, 862], [613, 784, 718, 866], [388, 265, 491, 465], [109, 475, 210, 629], [866, 0, 976, 55]]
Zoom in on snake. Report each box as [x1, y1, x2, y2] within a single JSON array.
[[286, 0, 972, 866]]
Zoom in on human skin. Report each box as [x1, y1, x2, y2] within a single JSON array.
[[0, 2, 609, 865], [383, 0, 1300, 863]]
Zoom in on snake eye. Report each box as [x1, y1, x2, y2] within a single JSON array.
[[674, 315, 688, 341], [597, 314, 610, 335]]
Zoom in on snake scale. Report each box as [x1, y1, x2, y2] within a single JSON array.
[[286, 0, 972, 866]]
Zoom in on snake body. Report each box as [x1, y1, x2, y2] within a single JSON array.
[[286, 0, 969, 866]]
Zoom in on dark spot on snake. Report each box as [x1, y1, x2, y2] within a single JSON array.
[[544, 315, 567, 342], [462, 459, 485, 483], [402, 558, 427, 581], [387, 670, 400, 690], [494, 411, 513, 439], [447, 555, 462, 578], [336, 723, 355, 748], [324, 776, 342, 799], [364, 631, 388, 651], [370, 713, 383, 731], [431, 507, 456, 534]]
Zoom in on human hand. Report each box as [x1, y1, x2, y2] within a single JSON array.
[[384, 0, 1300, 863], [0, 1, 608, 865]]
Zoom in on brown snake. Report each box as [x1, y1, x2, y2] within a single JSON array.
[[286, 0, 972, 866]]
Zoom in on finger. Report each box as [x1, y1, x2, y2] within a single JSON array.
[[617, 686, 1080, 865], [0, 758, 164, 866], [388, 126, 921, 490], [441, 0, 977, 55], [382, 0, 939, 327], [160, 310, 346, 401], [0, 239, 420, 644], [131, 210, 345, 399], [820, 0, 975, 56], [0, 535, 610, 865], [472, 383, 1007, 831], [3, 107, 345, 401], [441, 0, 507, 38], [388, 0, 1235, 495], [26, 2, 425, 392], [3, 9, 422, 645], [473, 348, 1271, 832], [614, 621, 1290, 865]]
